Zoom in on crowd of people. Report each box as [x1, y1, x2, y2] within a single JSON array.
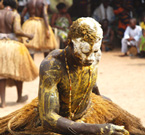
[[15, 0, 145, 57], [0, 0, 145, 107]]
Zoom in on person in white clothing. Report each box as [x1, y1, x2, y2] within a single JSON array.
[[121, 18, 142, 56], [92, 0, 115, 24]]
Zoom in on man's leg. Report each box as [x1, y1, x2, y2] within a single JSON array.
[[121, 38, 128, 55], [135, 42, 140, 54], [0, 79, 6, 107], [15, 80, 28, 103]]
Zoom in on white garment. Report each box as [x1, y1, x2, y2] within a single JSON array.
[[121, 25, 142, 53], [92, 3, 115, 23], [18, 0, 27, 6]]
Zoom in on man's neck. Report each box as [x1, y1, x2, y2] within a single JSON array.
[[65, 46, 83, 70]]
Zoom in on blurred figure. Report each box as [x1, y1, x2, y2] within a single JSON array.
[[113, 0, 131, 39], [121, 18, 142, 56], [51, 2, 72, 49], [92, 0, 115, 24], [21, 0, 57, 59], [134, 0, 144, 22], [101, 19, 114, 51], [17, 0, 27, 13], [0, 0, 4, 9], [0, 0, 38, 107], [138, 29, 145, 58], [45, 0, 51, 13], [140, 15, 145, 30]]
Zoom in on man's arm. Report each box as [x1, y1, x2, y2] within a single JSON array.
[[42, 3, 50, 38], [21, 6, 28, 24], [13, 13, 33, 39], [124, 27, 130, 40], [39, 58, 129, 135]]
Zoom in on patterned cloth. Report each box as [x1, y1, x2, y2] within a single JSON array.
[[114, 0, 131, 38], [55, 16, 70, 41], [139, 36, 145, 51]]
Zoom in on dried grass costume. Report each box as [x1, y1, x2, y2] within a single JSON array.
[[22, 17, 57, 53], [0, 93, 145, 135], [0, 34, 38, 81]]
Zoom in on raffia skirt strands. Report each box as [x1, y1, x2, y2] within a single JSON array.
[[0, 39, 38, 81], [22, 17, 57, 51], [0, 93, 145, 135]]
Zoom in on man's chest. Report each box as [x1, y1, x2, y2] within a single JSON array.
[[58, 66, 98, 102]]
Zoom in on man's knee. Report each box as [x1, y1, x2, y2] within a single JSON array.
[[121, 38, 127, 46]]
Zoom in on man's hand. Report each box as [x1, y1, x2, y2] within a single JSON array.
[[28, 34, 34, 40], [46, 30, 50, 38], [127, 37, 134, 41], [99, 123, 129, 135]]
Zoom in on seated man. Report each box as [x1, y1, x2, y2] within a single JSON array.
[[0, 18, 145, 135], [121, 18, 142, 56]]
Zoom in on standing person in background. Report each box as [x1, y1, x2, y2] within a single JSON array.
[[113, 0, 131, 39], [121, 18, 142, 56], [21, 0, 57, 59], [51, 3, 72, 49], [92, 0, 115, 24], [0, 0, 38, 107]]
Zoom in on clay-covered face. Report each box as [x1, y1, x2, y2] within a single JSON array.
[[72, 37, 102, 66]]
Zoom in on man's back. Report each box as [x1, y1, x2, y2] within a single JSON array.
[[0, 9, 15, 33], [26, 0, 44, 17]]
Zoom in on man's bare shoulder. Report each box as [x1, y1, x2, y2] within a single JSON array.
[[40, 49, 64, 75]]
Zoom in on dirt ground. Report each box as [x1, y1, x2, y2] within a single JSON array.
[[0, 50, 145, 126]]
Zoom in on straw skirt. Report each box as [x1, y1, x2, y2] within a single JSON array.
[[0, 93, 144, 135], [0, 39, 38, 81], [22, 17, 57, 52]]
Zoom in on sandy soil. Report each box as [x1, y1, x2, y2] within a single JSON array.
[[0, 50, 145, 126]]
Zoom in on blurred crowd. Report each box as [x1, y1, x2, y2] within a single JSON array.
[[13, 0, 145, 57]]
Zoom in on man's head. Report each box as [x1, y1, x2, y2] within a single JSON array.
[[68, 17, 103, 66], [129, 18, 137, 29], [3, 0, 17, 9], [56, 3, 67, 14], [102, 0, 110, 8]]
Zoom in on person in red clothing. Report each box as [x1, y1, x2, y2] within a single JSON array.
[[113, 0, 132, 38]]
